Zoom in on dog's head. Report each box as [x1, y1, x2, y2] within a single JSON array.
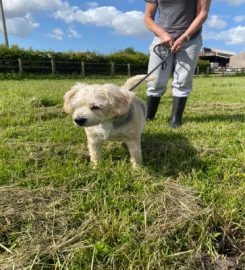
[[63, 83, 132, 127]]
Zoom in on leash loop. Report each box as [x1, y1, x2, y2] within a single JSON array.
[[128, 44, 172, 92], [153, 43, 171, 70]]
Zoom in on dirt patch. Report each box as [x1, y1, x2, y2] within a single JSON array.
[[0, 186, 94, 270], [193, 252, 244, 270]]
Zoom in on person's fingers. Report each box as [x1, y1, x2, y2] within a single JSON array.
[[175, 45, 181, 52], [171, 43, 177, 52], [169, 39, 174, 47], [159, 35, 174, 48]]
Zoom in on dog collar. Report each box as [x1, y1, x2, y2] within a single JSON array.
[[113, 104, 133, 128]]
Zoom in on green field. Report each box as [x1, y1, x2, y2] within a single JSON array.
[[0, 76, 244, 269]]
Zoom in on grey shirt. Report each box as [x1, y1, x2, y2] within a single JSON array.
[[145, 0, 201, 39]]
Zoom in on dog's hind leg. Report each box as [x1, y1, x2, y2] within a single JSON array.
[[125, 137, 142, 168]]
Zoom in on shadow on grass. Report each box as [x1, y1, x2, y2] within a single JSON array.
[[142, 131, 201, 177], [186, 113, 245, 123]]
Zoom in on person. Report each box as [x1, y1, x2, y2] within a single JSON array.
[[144, 0, 211, 128]]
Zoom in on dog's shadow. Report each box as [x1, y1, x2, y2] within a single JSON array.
[[142, 131, 201, 177]]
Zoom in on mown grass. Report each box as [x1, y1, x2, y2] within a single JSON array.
[[0, 76, 244, 269]]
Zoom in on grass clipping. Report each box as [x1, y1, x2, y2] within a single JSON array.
[[0, 181, 203, 269], [0, 187, 95, 269]]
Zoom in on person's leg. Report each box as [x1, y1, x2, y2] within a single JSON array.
[[146, 37, 174, 120], [170, 34, 202, 128]]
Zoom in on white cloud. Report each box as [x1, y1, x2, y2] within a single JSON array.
[[207, 15, 227, 30], [234, 16, 245, 23], [54, 6, 119, 25], [211, 0, 245, 5], [86, 2, 99, 9], [225, 0, 245, 5], [204, 26, 245, 45], [1, 0, 68, 37], [0, 13, 39, 37], [2, 0, 149, 39], [111, 10, 149, 37], [46, 28, 64, 41], [4, 0, 67, 17], [45, 28, 81, 40], [53, 6, 149, 38], [68, 28, 81, 39]]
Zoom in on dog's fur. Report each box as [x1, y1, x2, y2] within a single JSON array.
[[63, 75, 152, 168]]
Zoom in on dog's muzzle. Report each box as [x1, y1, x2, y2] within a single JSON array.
[[74, 117, 87, 126]]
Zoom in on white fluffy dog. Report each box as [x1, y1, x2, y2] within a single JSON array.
[[63, 75, 152, 168]]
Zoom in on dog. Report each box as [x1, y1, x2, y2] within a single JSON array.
[[63, 75, 153, 168]]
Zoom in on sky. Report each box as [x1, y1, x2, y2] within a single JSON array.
[[0, 0, 245, 55]]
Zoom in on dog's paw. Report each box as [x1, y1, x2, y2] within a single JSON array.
[[131, 160, 142, 170], [91, 161, 99, 169]]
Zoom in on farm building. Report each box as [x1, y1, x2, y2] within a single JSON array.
[[199, 47, 236, 69], [229, 51, 245, 68]]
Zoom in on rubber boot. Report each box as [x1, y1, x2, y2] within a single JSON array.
[[146, 96, 161, 120], [169, 96, 187, 128]]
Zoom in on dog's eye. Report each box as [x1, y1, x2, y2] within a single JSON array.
[[90, 105, 101, 110]]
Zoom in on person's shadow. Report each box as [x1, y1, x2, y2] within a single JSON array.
[[142, 131, 201, 177]]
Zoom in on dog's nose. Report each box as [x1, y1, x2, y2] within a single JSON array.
[[74, 117, 87, 126]]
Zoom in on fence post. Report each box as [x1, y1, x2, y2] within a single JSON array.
[[81, 61, 85, 78], [51, 58, 56, 74], [196, 66, 199, 76], [110, 62, 115, 77], [222, 67, 225, 76], [206, 66, 210, 75], [18, 58, 23, 74], [127, 63, 131, 77]]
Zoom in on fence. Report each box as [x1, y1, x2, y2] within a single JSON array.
[[0, 58, 244, 77], [0, 58, 148, 77]]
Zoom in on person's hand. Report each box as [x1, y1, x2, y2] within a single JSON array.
[[158, 32, 174, 48], [171, 35, 187, 52]]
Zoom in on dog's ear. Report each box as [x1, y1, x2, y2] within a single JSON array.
[[107, 89, 131, 116], [63, 84, 80, 114]]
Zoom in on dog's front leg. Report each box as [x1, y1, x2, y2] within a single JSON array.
[[126, 137, 142, 168], [87, 137, 103, 166]]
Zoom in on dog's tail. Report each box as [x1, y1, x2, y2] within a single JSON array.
[[122, 74, 155, 91]]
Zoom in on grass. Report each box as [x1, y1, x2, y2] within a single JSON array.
[[0, 76, 244, 269]]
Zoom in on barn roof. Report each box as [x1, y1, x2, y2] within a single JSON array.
[[200, 47, 236, 58]]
